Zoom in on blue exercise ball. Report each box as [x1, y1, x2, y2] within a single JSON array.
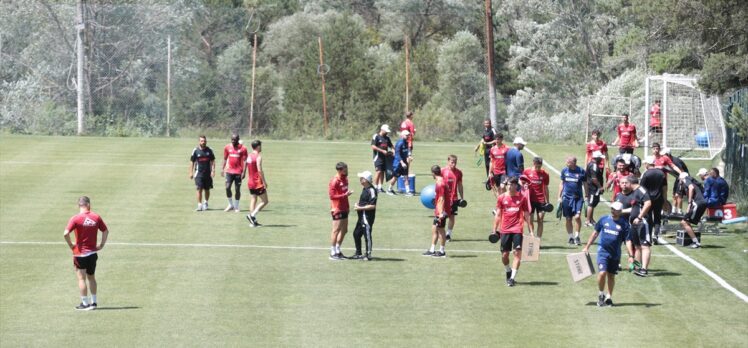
[[420, 184, 436, 209], [695, 131, 711, 147]]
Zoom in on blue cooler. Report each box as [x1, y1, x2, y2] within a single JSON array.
[[397, 174, 416, 193]]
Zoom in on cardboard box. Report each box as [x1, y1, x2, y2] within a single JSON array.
[[522, 235, 541, 262], [567, 252, 595, 282], [676, 230, 701, 246]]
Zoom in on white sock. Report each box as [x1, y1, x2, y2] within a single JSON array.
[[91, 295, 97, 304], [439, 245, 444, 252], [599, 291, 605, 297], [81, 296, 89, 305], [568, 233, 573, 238], [505, 265, 511, 272], [574, 232, 580, 238], [234, 199, 239, 209], [692, 238, 699, 244], [387, 184, 392, 190], [251, 208, 260, 217], [605, 293, 611, 299], [511, 268, 518, 279], [429, 245, 435, 252], [228, 198, 234, 207], [446, 228, 453, 236], [330, 246, 336, 256], [197, 203, 202, 209]]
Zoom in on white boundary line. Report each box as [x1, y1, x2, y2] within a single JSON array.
[[525, 146, 748, 303], [0, 240, 680, 257]]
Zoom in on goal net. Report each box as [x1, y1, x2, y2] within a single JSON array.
[[645, 74, 725, 160]]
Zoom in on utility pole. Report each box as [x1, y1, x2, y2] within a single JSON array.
[[166, 35, 171, 137], [76, 0, 85, 135], [404, 34, 410, 113], [248, 33, 257, 138], [318, 36, 328, 136], [484, 0, 498, 129]]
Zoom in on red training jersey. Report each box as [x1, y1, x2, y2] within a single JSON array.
[[522, 168, 549, 204], [400, 118, 415, 147], [650, 104, 661, 127], [434, 178, 452, 217], [608, 170, 630, 200], [617, 123, 637, 149], [328, 175, 350, 213], [441, 167, 462, 202], [246, 151, 264, 190], [496, 192, 529, 234], [585, 140, 608, 169], [224, 144, 248, 175], [66, 211, 108, 257], [489, 144, 509, 175], [653, 154, 673, 169]]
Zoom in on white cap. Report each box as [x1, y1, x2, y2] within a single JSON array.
[[662, 147, 671, 155], [678, 172, 690, 180], [380, 124, 391, 133], [357, 170, 373, 183], [642, 156, 655, 165], [401, 130, 410, 136], [513, 136, 527, 145], [622, 153, 632, 164], [592, 151, 604, 159], [610, 201, 623, 211], [697, 168, 709, 176]]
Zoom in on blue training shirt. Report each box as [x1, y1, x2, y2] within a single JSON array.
[[393, 138, 409, 170], [594, 215, 630, 258], [506, 147, 524, 178], [560, 166, 586, 198]]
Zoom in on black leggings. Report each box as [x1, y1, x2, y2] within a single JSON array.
[[353, 221, 373, 254], [225, 173, 242, 199], [650, 195, 664, 226]]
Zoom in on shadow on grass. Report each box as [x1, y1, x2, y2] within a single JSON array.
[[451, 239, 491, 242], [94, 306, 140, 311], [540, 245, 573, 250], [585, 302, 661, 308], [259, 224, 297, 228], [519, 281, 559, 286], [371, 257, 406, 262], [651, 271, 681, 277], [698, 245, 725, 249], [447, 255, 478, 259]]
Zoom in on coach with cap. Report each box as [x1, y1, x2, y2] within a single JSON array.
[[506, 137, 526, 178], [371, 124, 394, 193]]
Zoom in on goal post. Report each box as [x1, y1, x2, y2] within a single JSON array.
[[644, 74, 726, 160]]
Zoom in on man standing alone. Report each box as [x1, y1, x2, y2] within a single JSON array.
[[245, 140, 268, 227], [64, 196, 109, 310], [189, 135, 215, 211]]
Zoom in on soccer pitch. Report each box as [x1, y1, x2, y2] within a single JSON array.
[[0, 135, 746, 347]]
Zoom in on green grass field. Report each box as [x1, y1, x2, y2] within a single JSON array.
[[1, 135, 746, 347]]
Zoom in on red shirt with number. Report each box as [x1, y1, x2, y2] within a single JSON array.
[[246, 151, 264, 190], [650, 104, 662, 127], [586, 140, 608, 169], [66, 211, 108, 257], [489, 144, 509, 175], [224, 144, 248, 175], [434, 178, 451, 217], [617, 123, 637, 149], [496, 192, 529, 234], [400, 118, 415, 148], [441, 167, 462, 202], [328, 175, 349, 213], [522, 168, 549, 204]]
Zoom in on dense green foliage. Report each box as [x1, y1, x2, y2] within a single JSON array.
[[0, 0, 746, 140]]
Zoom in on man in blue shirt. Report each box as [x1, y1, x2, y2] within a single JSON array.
[[557, 156, 586, 246], [703, 168, 729, 207], [506, 137, 526, 178], [582, 201, 633, 307], [387, 130, 412, 195]]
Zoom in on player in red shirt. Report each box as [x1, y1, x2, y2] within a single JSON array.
[[400, 111, 415, 151], [442, 154, 464, 242], [492, 177, 533, 287], [63, 196, 109, 310], [612, 113, 638, 154], [605, 159, 630, 201], [522, 157, 550, 238], [423, 165, 450, 258], [329, 162, 353, 260], [245, 140, 268, 227], [585, 129, 610, 172], [649, 99, 662, 136], [221, 134, 248, 212], [488, 133, 510, 197]]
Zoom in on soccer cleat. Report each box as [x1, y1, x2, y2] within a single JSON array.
[[195, 205, 203, 212], [506, 271, 512, 281], [378, 188, 385, 193], [386, 189, 396, 196], [75, 303, 91, 311], [690, 242, 701, 249], [432, 251, 446, 258], [568, 238, 575, 245], [405, 192, 414, 197], [364, 253, 371, 261], [574, 237, 582, 246], [89, 303, 97, 310], [251, 216, 262, 227], [350, 253, 364, 260], [246, 214, 255, 227], [329, 254, 341, 261], [597, 294, 605, 307], [446, 234, 452, 242], [224, 205, 233, 212], [507, 278, 516, 287], [203, 202, 208, 211], [584, 221, 594, 228], [605, 298, 614, 307], [634, 268, 648, 277], [422, 250, 435, 257]]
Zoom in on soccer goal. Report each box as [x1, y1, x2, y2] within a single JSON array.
[[645, 74, 726, 160], [584, 95, 635, 144]]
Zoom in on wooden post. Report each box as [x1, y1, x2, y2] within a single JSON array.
[[484, 0, 498, 129], [404, 34, 410, 113], [318, 36, 328, 136], [166, 35, 171, 137], [249, 33, 257, 138], [76, 0, 85, 135]]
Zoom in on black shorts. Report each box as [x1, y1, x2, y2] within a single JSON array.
[[673, 180, 688, 197], [619, 147, 634, 154], [491, 174, 506, 187], [373, 157, 386, 172], [450, 201, 459, 215], [195, 175, 213, 190], [393, 165, 408, 178], [249, 188, 266, 195], [650, 196, 664, 225], [225, 173, 242, 186], [500, 233, 523, 253], [73, 253, 98, 275], [433, 216, 446, 228], [586, 191, 601, 208], [684, 201, 707, 225], [530, 201, 547, 214], [630, 222, 652, 247], [331, 211, 349, 221], [650, 126, 663, 134]]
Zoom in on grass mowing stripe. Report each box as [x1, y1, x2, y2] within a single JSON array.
[[526, 146, 748, 303]]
